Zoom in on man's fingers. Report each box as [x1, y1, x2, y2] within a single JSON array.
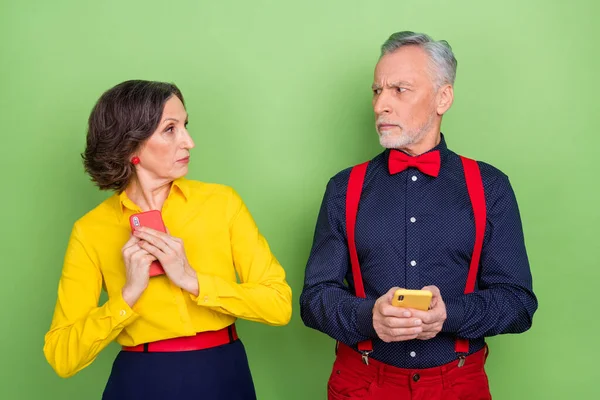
[[389, 326, 423, 336], [410, 309, 430, 321], [381, 326, 423, 341], [422, 285, 440, 295], [384, 286, 401, 303], [412, 308, 446, 324], [379, 303, 413, 318], [381, 316, 422, 329]]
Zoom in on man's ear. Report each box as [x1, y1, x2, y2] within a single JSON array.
[[436, 84, 454, 115]]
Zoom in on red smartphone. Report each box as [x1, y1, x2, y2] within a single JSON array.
[[129, 210, 166, 277]]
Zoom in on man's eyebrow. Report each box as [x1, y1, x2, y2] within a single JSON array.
[[372, 81, 413, 90]]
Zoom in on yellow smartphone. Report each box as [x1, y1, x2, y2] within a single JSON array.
[[391, 289, 432, 311]]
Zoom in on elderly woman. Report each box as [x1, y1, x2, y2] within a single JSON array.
[[44, 80, 292, 399]]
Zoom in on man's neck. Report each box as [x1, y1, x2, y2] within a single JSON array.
[[397, 131, 441, 156]]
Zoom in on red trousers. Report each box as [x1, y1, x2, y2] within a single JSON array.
[[328, 344, 492, 400]]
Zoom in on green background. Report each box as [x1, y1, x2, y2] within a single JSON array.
[[1, 0, 597, 398]]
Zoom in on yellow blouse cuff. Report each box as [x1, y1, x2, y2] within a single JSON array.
[[191, 273, 221, 306], [107, 293, 140, 326]]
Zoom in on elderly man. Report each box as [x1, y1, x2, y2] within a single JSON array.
[[300, 31, 537, 399]]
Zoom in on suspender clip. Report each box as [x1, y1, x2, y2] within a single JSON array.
[[361, 350, 372, 365]]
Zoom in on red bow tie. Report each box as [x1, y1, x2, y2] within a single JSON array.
[[388, 150, 441, 177]]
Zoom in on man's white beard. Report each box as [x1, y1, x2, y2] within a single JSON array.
[[378, 113, 435, 150]]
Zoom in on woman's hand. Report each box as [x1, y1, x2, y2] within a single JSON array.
[[121, 235, 155, 307], [132, 227, 199, 296]]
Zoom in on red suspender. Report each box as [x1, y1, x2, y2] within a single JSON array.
[[455, 156, 486, 359], [345, 162, 372, 361], [345, 156, 486, 365]]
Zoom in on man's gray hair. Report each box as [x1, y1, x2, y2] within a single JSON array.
[[381, 31, 457, 88]]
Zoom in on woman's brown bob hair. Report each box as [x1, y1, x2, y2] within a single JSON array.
[[82, 80, 184, 192]]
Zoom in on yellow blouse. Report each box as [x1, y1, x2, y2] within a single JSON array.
[[44, 178, 292, 377]]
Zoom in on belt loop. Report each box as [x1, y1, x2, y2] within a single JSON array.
[[227, 325, 234, 343], [143, 343, 149, 353], [377, 363, 385, 387], [441, 364, 451, 389]]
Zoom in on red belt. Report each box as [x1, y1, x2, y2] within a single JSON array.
[[122, 325, 238, 353]]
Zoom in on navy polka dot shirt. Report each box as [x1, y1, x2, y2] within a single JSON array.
[[300, 135, 538, 368]]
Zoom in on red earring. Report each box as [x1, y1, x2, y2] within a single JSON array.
[[131, 156, 140, 165]]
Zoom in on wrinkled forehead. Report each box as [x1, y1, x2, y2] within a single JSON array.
[[373, 46, 433, 86]]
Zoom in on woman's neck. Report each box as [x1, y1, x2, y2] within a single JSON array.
[[125, 174, 172, 211]]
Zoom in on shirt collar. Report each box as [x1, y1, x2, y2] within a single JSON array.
[[171, 177, 190, 200], [117, 177, 190, 216], [384, 132, 450, 165]]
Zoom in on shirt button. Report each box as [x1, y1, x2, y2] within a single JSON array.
[[411, 175, 417, 181], [410, 217, 416, 223], [410, 351, 416, 357], [410, 260, 417, 266], [203, 296, 209, 303], [119, 310, 126, 317]]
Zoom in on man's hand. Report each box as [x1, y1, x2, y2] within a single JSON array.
[[411, 285, 447, 340], [373, 287, 423, 342]]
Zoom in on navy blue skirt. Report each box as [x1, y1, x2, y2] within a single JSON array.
[[102, 339, 256, 400]]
